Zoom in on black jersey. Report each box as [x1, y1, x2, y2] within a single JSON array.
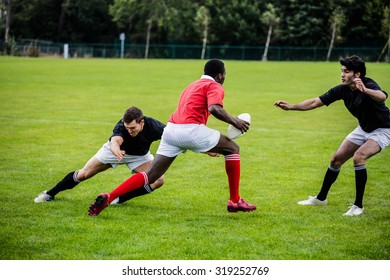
[[319, 77, 390, 132], [109, 116, 165, 156]]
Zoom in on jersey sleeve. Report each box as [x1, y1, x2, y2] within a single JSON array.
[[365, 78, 388, 98], [206, 83, 224, 107], [110, 120, 126, 140], [319, 85, 343, 106]]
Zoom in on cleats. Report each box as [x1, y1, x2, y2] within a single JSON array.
[[88, 193, 110, 216], [343, 205, 364, 216], [227, 198, 256, 212], [298, 196, 327, 206], [34, 191, 53, 203]]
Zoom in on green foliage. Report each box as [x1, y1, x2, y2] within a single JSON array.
[[208, 0, 263, 45], [3, 0, 389, 47], [261, 3, 280, 27], [342, 1, 388, 45], [4, 36, 19, 56], [9, 0, 117, 43], [277, 0, 331, 46], [0, 57, 389, 260]]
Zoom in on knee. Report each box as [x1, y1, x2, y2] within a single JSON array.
[[226, 140, 240, 154], [233, 142, 240, 154], [330, 155, 343, 168], [353, 150, 366, 166], [77, 169, 95, 181], [76, 170, 87, 181]]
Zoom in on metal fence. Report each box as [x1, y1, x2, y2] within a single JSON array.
[[1, 39, 387, 62]]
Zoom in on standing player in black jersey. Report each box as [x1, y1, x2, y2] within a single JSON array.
[[34, 106, 165, 204], [274, 55, 390, 216]]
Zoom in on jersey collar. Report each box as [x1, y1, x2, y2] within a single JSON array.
[[200, 75, 215, 81]]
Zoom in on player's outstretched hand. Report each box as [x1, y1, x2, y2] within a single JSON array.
[[274, 100, 291, 110]]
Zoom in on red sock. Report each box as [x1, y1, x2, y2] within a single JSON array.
[[108, 172, 148, 203], [225, 154, 240, 203]]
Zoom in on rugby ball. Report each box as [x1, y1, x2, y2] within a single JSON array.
[[227, 113, 251, 140]]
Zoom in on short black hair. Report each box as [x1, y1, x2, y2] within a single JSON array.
[[204, 59, 225, 77], [340, 55, 366, 78], [122, 106, 144, 124]]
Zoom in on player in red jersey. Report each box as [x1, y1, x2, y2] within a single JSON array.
[[88, 59, 256, 216]]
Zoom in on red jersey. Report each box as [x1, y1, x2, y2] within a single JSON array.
[[169, 76, 224, 125]]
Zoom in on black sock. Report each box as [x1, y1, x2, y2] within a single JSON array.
[[118, 185, 153, 204], [317, 166, 340, 201], [354, 165, 367, 208], [47, 171, 80, 197]]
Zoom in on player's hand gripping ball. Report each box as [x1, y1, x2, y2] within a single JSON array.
[[227, 113, 251, 139]]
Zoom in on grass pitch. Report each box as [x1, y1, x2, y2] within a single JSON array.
[[0, 57, 389, 260]]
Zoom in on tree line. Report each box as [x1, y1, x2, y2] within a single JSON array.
[[1, 0, 389, 57]]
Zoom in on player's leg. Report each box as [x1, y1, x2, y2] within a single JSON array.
[[77, 157, 112, 180], [36, 142, 115, 202], [344, 128, 390, 215], [208, 134, 240, 201], [52, 157, 110, 196], [298, 138, 359, 206], [134, 161, 165, 190], [88, 126, 181, 216], [113, 160, 165, 204], [316, 138, 360, 200], [349, 139, 381, 209], [109, 155, 173, 202], [208, 134, 256, 212], [88, 155, 174, 216], [34, 156, 110, 202]]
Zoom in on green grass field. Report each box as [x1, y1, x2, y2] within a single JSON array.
[[0, 57, 389, 260]]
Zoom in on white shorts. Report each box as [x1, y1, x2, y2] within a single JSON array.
[[157, 122, 220, 157], [346, 126, 390, 150], [94, 141, 154, 171]]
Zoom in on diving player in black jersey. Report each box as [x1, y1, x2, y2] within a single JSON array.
[[274, 55, 390, 216], [34, 106, 165, 204]]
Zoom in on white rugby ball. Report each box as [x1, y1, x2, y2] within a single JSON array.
[[227, 113, 251, 140]]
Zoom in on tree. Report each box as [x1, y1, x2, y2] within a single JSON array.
[[1, 0, 11, 47], [3, 0, 390, 59], [341, 0, 387, 47], [261, 3, 279, 61], [7, 0, 116, 43], [109, 0, 170, 58], [326, 6, 345, 61], [277, 0, 331, 46], [195, 5, 210, 59], [378, 6, 390, 62], [206, 0, 263, 45], [58, 0, 117, 43]]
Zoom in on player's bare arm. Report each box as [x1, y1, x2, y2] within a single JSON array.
[[209, 104, 250, 133], [110, 136, 125, 161], [353, 78, 387, 102], [274, 97, 324, 111]]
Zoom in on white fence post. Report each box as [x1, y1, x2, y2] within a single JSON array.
[[64, 44, 69, 59]]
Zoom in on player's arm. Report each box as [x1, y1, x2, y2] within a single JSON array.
[[110, 136, 125, 161], [209, 104, 249, 133], [354, 78, 387, 102], [274, 97, 324, 111]]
